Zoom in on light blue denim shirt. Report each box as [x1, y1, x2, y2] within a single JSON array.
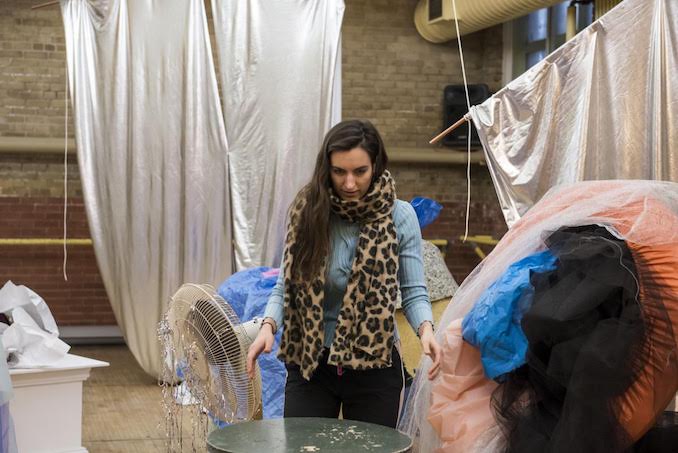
[[264, 199, 433, 347]]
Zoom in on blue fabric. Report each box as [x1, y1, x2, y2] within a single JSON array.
[[410, 196, 442, 228], [264, 199, 433, 346], [462, 250, 559, 380], [217, 267, 286, 419]]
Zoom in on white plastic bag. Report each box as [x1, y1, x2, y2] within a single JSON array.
[[0, 281, 59, 335], [1, 307, 70, 368]]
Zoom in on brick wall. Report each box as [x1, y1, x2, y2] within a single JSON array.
[[0, 0, 72, 138], [342, 0, 503, 149], [391, 162, 507, 284], [0, 197, 113, 325], [341, 0, 507, 283], [0, 153, 113, 325], [0, 0, 508, 327]]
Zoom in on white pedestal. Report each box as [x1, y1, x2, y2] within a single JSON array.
[[9, 354, 109, 453]]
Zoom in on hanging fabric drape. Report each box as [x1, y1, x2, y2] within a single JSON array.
[[61, 0, 232, 377], [468, 0, 678, 227], [210, 0, 345, 270]]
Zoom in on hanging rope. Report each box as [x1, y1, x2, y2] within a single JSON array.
[[451, 0, 473, 242], [63, 60, 69, 281]]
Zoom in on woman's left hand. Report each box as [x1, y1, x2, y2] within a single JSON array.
[[419, 322, 441, 380]]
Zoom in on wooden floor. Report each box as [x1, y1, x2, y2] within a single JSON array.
[[72, 344, 201, 453]]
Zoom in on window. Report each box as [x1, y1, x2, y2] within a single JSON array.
[[506, 1, 594, 81]]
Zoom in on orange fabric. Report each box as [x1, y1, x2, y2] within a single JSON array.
[[592, 196, 678, 440], [621, 248, 678, 437], [427, 319, 499, 452]]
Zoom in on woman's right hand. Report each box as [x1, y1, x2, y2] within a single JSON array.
[[246, 320, 276, 380]]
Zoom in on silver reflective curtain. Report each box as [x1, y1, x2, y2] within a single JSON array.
[[61, 0, 232, 377], [469, 0, 678, 227], [211, 0, 345, 269]]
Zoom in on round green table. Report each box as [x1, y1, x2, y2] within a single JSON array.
[[207, 417, 413, 452]]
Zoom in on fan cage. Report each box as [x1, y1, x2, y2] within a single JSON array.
[[166, 283, 262, 423]]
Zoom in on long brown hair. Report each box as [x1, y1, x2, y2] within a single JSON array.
[[289, 119, 388, 282]]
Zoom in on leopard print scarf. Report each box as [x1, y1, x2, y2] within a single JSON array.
[[279, 170, 400, 380]]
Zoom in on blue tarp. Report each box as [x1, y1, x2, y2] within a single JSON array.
[[461, 250, 558, 380], [410, 196, 442, 228], [217, 267, 285, 419]]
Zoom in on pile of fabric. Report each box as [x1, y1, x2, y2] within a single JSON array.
[[399, 180, 678, 452]]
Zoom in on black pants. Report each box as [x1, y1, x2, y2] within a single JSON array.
[[283, 349, 404, 428]]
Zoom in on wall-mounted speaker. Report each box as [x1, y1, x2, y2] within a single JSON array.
[[441, 84, 490, 148]]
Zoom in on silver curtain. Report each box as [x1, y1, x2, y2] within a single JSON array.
[[469, 0, 678, 227], [211, 0, 345, 269], [61, 0, 232, 377]]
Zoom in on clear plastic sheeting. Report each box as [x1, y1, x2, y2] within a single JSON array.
[[469, 0, 678, 227], [398, 180, 678, 452], [210, 0, 345, 269], [61, 0, 232, 377], [427, 319, 500, 453]]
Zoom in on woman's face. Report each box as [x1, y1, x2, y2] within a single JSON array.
[[329, 147, 374, 201]]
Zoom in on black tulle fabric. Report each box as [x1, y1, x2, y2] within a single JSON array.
[[491, 225, 675, 453]]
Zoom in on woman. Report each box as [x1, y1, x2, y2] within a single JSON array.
[[247, 119, 441, 428]]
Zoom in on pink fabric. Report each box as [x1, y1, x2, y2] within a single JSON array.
[[261, 268, 280, 279], [427, 319, 499, 452]]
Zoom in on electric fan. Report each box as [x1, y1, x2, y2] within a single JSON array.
[[164, 283, 263, 424]]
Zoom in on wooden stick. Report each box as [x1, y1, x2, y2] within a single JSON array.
[[31, 0, 60, 10], [429, 114, 468, 145]]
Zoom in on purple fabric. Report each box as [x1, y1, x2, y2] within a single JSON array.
[[0, 403, 17, 453]]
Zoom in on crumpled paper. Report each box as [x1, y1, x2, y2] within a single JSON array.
[[0, 281, 59, 335], [0, 281, 69, 368]]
